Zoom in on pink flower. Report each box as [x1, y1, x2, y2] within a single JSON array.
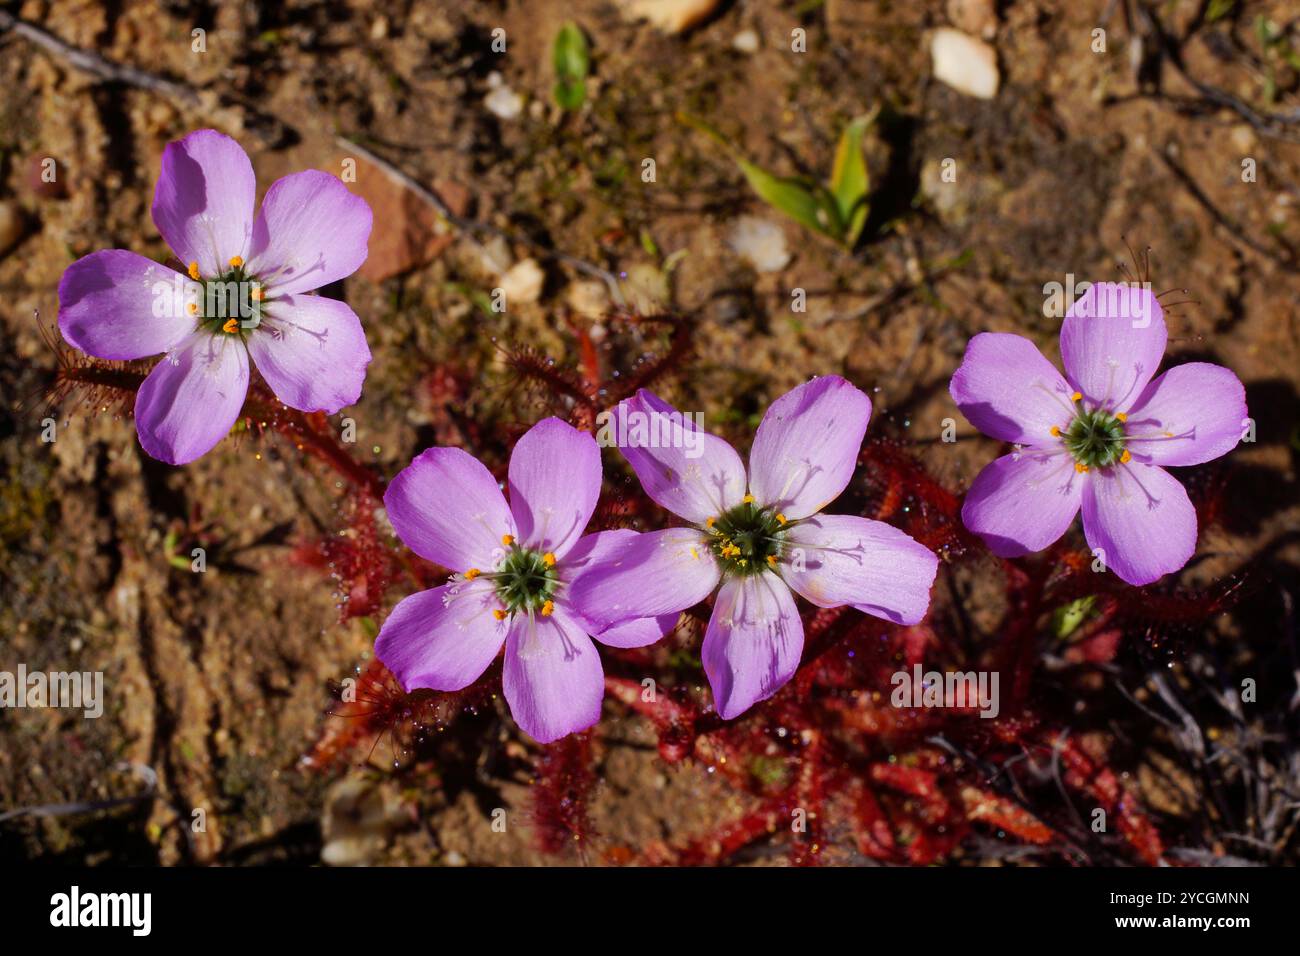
[[57, 129, 373, 465], [570, 377, 940, 719], [950, 282, 1248, 585], [374, 418, 676, 744]]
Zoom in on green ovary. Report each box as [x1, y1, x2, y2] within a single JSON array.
[[708, 499, 787, 576], [493, 546, 559, 614], [1062, 409, 1128, 469]]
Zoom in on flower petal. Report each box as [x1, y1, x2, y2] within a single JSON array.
[[564, 527, 721, 630], [134, 332, 249, 465], [1060, 282, 1167, 410], [507, 418, 601, 558], [503, 608, 604, 743], [249, 170, 372, 296], [702, 574, 804, 719], [961, 451, 1084, 557], [1123, 363, 1248, 467], [607, 390, 746, 523], [151, 129, 256, 278], [748, 375, 871, 519], [383, 447, 515, 572], [780, 514, 938, 625], [591, 614, 680, 649], [58, 250, 195, 360], [561, 529, 680, 645], [374, 584, 506, 691], [1081, 463, 1196, 586], [245, 293, 371, 414], [949, 332, 1074, 444]]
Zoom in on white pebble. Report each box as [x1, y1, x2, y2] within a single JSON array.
[[930, 28, 1000, 100], [728, 216, 791, 273]]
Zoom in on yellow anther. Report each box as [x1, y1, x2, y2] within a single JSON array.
[[766, 554, 778, 567], [502, 534, 514, 546], [1071, 391, 1083, 402], [1075, 462, 1089, 473], [743, 493, 755, 504], [250, 287, 265, 302], [542, 552, 556, 567], [1163, 431, 1173, 438], [228, 255, 243, 268], [1115, 412, 1127, 422], [464, 568, 481, 580], [540, 600, 554, 617], [187, 302, 199, 316], [1120, 450, 1131, 464], [705, 516, 716, 529], [1050, 425, 1061, 437], [187, 261, 200, 280], [775, 513, 787, 525], [493, 609, 507, 621], [222, 318, 239, 334], [689, 547, 699, 560]]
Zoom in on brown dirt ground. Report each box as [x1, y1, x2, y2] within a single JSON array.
[[1, 0, 1298, 865]]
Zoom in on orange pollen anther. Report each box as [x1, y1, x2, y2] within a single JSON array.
[[1115, 412, 1127, 422], [542, 552, 556, 567], [187, 302, 199, 316], [540, 600, 554, 617], [221, 318, 239, 334], [1120, 450, 1132, 464], [1071, 391, 1083, 402], [1075, 462, 1089, 473], [1050, 425, 1061, 437], [743, 493, 755, 504], [464, 568, 481, 580], [187, 261, 200, 280], [228, 255, 243, 268], [492, 609, 507, 621], [775, 513, 787, 525], [501, 534, 514, 546], [250, 287, 265, 301]]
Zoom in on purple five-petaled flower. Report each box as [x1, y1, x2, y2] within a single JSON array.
[[374, 418, 677, 744], [950, 281, 1248, 585], [569, 376, 940, 719], [57, 129, 373, 465]]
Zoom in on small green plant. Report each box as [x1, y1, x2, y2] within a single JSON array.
[[681, 109, 877, 248], [552, 22, 589, 111]]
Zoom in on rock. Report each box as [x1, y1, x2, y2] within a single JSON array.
[[946, 0, 997, 40], [733, 29, 760, 54], [500, 258, 546, 305], [567, 279, 612, 318], [728, 216, 791, 273], [0, 201, 27, 257], [622, 262, 670, 313], [619, 0, 721, 35], [342, 153, 471, 283], [320, 776, 404, 867], [919, 157, 1001, 227], [930, 28, 999, 100], [484, 72, 524, 121]]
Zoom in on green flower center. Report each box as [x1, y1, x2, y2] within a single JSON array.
[[1063, 408, 1128, 469], [707, 498, 787, 576], [191, 261, 264, 337], [493, 546, 559, 614]]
